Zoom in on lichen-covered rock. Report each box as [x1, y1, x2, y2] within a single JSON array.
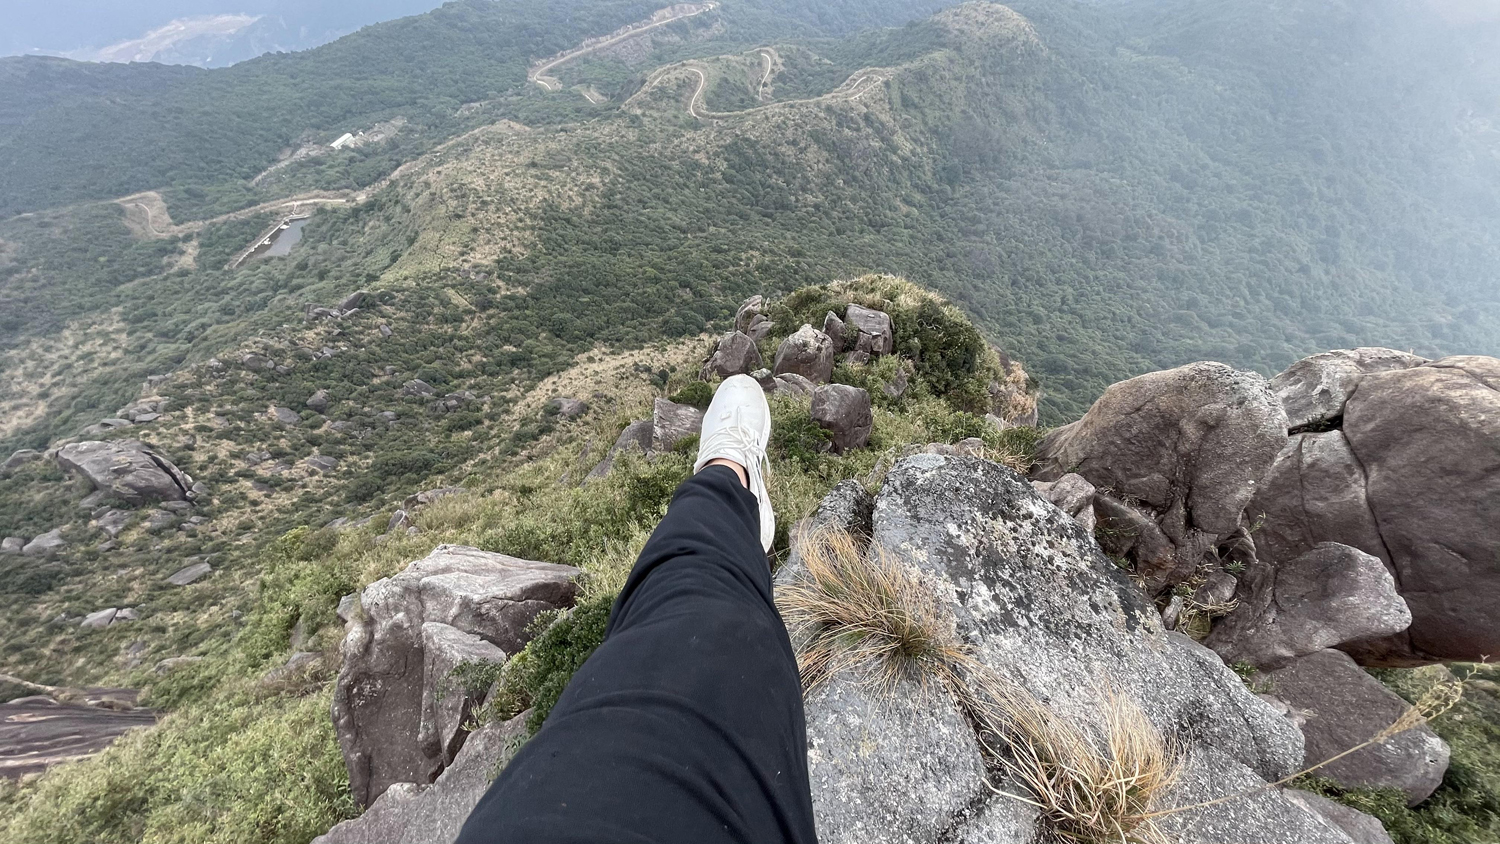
[[56, 440, 193, 504], [1271, 348, 1427, 431], [774, 324, 836, 384], [651, 398, 704, 452], [1261, 649, 1450, 805], [701, 331, 763, 380], [333, 545, 578, 806], [1206, 543, 1411, 670], [810, 384, 872, 453], [1284, 790, 1396, 844], [1033, 362, 1287, 593], [786, 455, 1351, 843]]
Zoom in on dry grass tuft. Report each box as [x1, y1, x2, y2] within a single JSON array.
[[778, 525, 1183, 843]]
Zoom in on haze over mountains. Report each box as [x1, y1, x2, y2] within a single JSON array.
[[4, 0, 448, 67]]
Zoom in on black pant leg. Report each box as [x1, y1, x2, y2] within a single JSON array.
[[457, 466, 817, 844]]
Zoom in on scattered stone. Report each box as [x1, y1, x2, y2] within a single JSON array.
[[771, 372, 815, 398], [133, 412, 160, 423], [22, 529, 66, 557], [244, 451, 271, 466], [115, 608, 138, 622], [810, 384, 872, 453], [733, 295, 764, 334], [56, 440, 193, 504], [387, 510, 413, 533], [340, 291, 370, 312], [882, 363, 911, 399], [166, 561, 213, 586], [250, 481, 273, 494], [700, 331, 763, 380], [844, 304, 894, 355], [307, 389, 332, 413], [154, 656, 204, 675], [333, 545, 579, 805], [773, 324, 836, 384], [145, 511, 178, 533], [403, 488, 468, 510], [750, 368, 776, 391], [651, 398, 704, 453], [379, 324, 393, 338], [94, 509, 133, 539], [100, 418, 133, 429], [1207, 542, 1411, 670], [0, 537, 22, 555], [585, 420, 653, 481], [262, 652, 324, 688], [306, 455, 339, 472], [546, 397, 588, 419], [241, 353, 273, 371], [402, 379, 436, 397], [159, 500, 192, 513], [1262, 649, 1450, 805], [271, 406, 301, 426], [80, 608, 119, 629]]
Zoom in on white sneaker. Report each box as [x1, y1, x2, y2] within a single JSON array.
[[694, 374, 775, 552]]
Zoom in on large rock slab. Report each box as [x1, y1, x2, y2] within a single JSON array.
[[1207, 542, 1411, 670], [1271, 348, 1427, 431], [56, 440, 193, 504], [0, 696, 156, 779], [1339, 356, 1500, 663], [810, 384, 872, 453], [418, 623, 506, 768], [1034, 362, 1287, 593], [1261, 649, 1450, 805], [651, 398, 703, 453], [1284, 790, 1396, 844], [21, 528, 66, 557], [786, 455, 1351, 843], [1248, 432, 1388, 569], [333, 545, 578, 806], [314, 713, 529, 844]]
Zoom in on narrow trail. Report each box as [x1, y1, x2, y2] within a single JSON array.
[[529, 3, 718, 94], [755, 48, 777, 100], [680, 62, 890, 121], [117, 191, 351, 239]]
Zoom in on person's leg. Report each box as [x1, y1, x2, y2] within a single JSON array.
[[457, 378, 815, 844]]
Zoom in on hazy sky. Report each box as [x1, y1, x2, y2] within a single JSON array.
[[0, 0, 446, 58]]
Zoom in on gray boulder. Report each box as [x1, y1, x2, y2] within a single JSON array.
[[1284, 790, 1396, 844], [333, 545, 578, 805], [651, 398, 703, 453], [166, 561, 213, 586], [419, 623, 506, 768], [1034, 362, 1287, 593], [241, 353, 274, 371], [1029, 472, 1096, 533], [94, 509, 133, 539], [307, 389, 332, 413], [734, 295, 765, 334], [1261, 649, 1449, 805], [56, 440, 193, 504], [313, 713, 528, 844], [1, 449, 41, 476], [1249, 432, 1388, 570], [586, 420, 653, 481], [1270, 348, 1427, 431], [306, 455, 339, 472], [774, 324, 835, 384], [810, 384, 872, 453], [1207, 543, 1411, 670], [404, 488, 468, 510], [271, 406, 301, 426], [403, 379, 436, 397], [772, 372, 815, 399], [80, 608, 118, 629], [0, 537, 22, 554], [701, 331, 763, 380], [844, 304, 894, 355], [823, 312, 847, 352], [783, 455, 1352, 843], [546, 397, 588, 419], [340, 291, 370, 312], [22, 529, 66, 557]]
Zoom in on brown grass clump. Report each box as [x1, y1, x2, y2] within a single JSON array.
[[778, 525, 1183, 843]]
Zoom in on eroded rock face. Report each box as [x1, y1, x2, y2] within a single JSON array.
[[333, 545, 578, 806], [1261, 649, 1450, 806], [651, 398, 704, 453], [810, 384, 872, 454], [1256, 353, 1500, 664], [1270, 348, 1427, 431], [774, 324, 836, 384], [1206, 543, 1410, 670], [1033, 362, 1287, 594], [701, 331, 763, 380], [314, 713, 530, 844], [56, 440, 193, 504], [785, 455, 1351, 843]]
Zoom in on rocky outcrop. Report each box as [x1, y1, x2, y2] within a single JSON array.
[[307, 389, 332, 413], [1261, 649, 1450, 805], [788, 455, 1352, 843], [1206, 543, 1410, 670], [546, 397, 588, 419], [701, 331, 763, 379], [56, 440, 193, 504], [843, 304, 894, 356], [313, 713, 529, 844], [1255, 353, 1500, 665], [585, 420, 653, 481], [166, 561, 213, 586], [1029, 472, 1096, 533], [810, 384, 872, 453], [735, 295, 773, 340], [1033, 362, 1286, 594], [333, 545, 578, 806], [1, 449, 40, 476], [650, 398, 703, 452], [774, 325, 836, 384], [22, 528, 66, 557]]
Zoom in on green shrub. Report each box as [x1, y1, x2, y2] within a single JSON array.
[[489, 595, 614, 733], [668, 380, 715, 409]]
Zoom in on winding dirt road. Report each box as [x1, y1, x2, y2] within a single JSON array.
[[529, 3, 718, 94], [682, 62, 890, 121]]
